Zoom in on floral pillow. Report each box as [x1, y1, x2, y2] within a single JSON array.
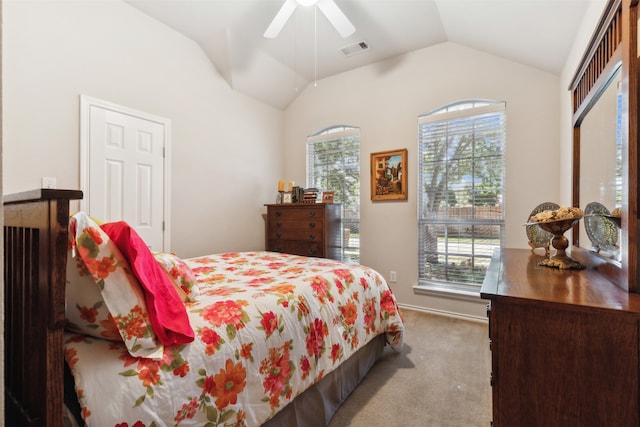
[[153, 252, 200, 302], [68, 212, 164, 359], [65, 251, 121, 341]]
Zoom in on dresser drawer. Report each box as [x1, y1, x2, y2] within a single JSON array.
[[267, 219, 323, 241], [268, 206, 324, 220], [267, 240, 323, 257]]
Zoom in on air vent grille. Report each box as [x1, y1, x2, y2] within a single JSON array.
[[339, 41, 369, 57]]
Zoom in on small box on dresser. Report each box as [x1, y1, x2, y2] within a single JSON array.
[[265, 203, 342, 260]]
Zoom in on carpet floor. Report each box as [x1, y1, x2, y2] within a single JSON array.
[[328, 309, 492, 427]]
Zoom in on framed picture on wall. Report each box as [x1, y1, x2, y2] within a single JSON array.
[[371, 149, 407, 201]]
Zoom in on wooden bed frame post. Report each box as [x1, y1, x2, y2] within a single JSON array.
[[3, 189, 82, 427]]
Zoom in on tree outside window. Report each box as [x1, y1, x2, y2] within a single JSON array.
[[418, 101, 505, 290]]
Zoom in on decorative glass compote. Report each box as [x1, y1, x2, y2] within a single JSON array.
[[528, 218, 585, 270]]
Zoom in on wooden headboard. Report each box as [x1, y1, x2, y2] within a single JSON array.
[[4, 189, 82, 426]]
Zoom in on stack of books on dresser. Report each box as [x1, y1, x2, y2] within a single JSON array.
[[292, 186, 304, 203], [302, 188, 320, 203]]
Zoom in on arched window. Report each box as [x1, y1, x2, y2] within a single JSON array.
[[307, 126, 360, 263], [418, 101, 505, 291]]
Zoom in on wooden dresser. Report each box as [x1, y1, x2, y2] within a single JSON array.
[[480, 248, 640, 426], [265, 203, 342, 260]]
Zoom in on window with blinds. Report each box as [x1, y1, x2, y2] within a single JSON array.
[[307, 126, 360, 263], [418, 101, 505, 290], [616, 84, 623, 206]]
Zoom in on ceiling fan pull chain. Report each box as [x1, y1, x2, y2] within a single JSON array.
[[294, 9, 299, 92], [314, 5, 318, 88]]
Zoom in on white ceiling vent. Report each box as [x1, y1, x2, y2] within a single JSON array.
[[339, 41, 369, 57]]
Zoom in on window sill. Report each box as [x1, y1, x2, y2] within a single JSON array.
[[412, 283, 483, 303]]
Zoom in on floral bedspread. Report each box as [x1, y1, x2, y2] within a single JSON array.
[[64, 251, 404, 427]]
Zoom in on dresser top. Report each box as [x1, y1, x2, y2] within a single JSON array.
[[265, 203, 340, 207], [480, 248, 640, 314]]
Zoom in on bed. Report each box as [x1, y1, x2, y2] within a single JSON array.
[[3, 189, 404, 427]]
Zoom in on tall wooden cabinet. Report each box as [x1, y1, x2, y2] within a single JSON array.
[[480, 249, 640, 426], [265, 203, 342, 260]]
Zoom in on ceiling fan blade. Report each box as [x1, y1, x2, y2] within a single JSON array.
[[264, 0, 298, 39], [317, 0, 355, 38]]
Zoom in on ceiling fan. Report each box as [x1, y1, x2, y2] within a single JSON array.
[[264, 0, 356, 39]]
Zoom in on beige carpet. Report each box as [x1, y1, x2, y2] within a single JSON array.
[[328, 309, 492, 427]]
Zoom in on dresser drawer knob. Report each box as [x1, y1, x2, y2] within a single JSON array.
[[308, 234, 316, 240], [275, 211, 282, 217], [309, 222, 316, 228], [307, 211, 316, 217], [275, 233, 281, 239], [275, 222, 282, 228]]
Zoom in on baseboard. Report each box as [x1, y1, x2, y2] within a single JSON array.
[[397, 303, 488, 324]]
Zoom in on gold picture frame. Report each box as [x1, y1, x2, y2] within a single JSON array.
[[371, 149, 407, 201]]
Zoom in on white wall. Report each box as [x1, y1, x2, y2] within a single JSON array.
[[2, 0, 284, 258], [284, 42, 563, 319], [559, 0, 608, 203]]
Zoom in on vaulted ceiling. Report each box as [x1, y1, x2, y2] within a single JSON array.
[[124, 0, 595, 109]]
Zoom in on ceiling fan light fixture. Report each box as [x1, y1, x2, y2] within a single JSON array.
[[265, 0, 354, 39], [296, 0, 319, 6]]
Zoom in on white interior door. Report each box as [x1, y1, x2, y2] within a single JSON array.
[[80, 95, 171, 251]]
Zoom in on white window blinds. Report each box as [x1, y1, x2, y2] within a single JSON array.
[[418, 101, 505, 289], [307, 126, 361, 263]]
